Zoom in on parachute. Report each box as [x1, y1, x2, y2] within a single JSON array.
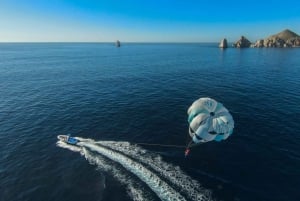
[[187, 97, 234, 144]]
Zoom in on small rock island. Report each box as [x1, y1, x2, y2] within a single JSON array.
[[233, 36, 251, 48], [219, 38, 228, 48], [115, 40, 121, 47]]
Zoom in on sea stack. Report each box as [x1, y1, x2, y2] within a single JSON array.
[[115, 40, 121, 47], [233, 36, 251, 48], [219, 38, 228, 48]]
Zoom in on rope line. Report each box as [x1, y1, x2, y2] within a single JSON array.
[[133, 141, 205, 149], [133, 142, 187, 148]]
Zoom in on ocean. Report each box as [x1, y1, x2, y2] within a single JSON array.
[[0, 43, 299, 201]]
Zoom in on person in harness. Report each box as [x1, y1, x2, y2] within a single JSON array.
[[184, 148, 191, 157]]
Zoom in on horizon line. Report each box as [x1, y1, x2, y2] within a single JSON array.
[[0, 41, 229, 44], [0, 41, 220, 44]]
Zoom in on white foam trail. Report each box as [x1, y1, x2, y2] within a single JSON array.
[[57, 141, 154, 201], [79, 141, 187, 201], [60, 137, 213, 201], [81, 147, 155, 201], [95, 141, 212, 201], [56, 141, 82, 152]]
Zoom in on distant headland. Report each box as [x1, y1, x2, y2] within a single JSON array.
[[219, 29, 300, 48]]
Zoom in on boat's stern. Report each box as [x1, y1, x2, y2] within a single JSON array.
[[57, 135, 68, 141]]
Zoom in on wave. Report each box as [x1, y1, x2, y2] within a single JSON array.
[[57, 137, 212, 201]]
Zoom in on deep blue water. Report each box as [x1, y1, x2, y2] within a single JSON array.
[[0, 43, 299, 201]]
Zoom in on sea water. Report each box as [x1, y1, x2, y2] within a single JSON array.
[[0, 43, 299, 201]]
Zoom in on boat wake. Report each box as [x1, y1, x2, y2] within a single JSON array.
[[56, 137, 212, 201]]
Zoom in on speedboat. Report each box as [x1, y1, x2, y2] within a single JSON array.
[[57, 135, 78, 145]]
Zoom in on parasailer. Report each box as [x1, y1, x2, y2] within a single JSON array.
[[185, 97, 234, 155], [184, 148, 190, 157]]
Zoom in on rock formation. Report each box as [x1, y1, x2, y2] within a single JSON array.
[[115, 40, 121, 47], [219, 38, 228, 48], [263, 29, 300, 48], [263, 37, 285, 47], [233, 36, 251, 48], [222, 29, 300, 48], [253, 39, 264, 48], [267, 29, 299, 41], [285, 37, 300, 47]]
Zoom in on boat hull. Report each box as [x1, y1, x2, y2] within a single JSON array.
[[57, 135, 78, 145]]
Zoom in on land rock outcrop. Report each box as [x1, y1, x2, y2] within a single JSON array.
[[229, 29, 300, 48], [262, 29, 300, 48], [285, 37, 300, 47], [253, 39, 264, 48]]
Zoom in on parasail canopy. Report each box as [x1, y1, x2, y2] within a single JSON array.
[[187, 97, 234, 144]]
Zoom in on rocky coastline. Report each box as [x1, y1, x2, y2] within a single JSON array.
[[219, 29, 300, 48]]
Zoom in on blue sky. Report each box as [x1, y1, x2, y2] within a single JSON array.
[[1, 0, 300, 42]]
